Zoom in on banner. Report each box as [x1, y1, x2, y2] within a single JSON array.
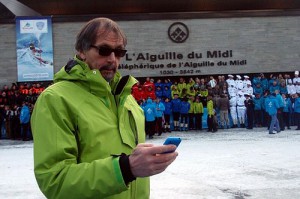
[[16, 16, 54, 82]]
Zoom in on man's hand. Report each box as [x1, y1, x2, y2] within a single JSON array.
[[129, 143, 178, 177]]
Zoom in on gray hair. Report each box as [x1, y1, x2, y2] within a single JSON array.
[[75, 17, 127, 53]]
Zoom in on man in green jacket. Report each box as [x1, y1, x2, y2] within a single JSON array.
[[31, 17, 178, 199]]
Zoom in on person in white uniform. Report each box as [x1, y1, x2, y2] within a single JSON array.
[[229, 93, 238, 128], [226, 74, 236, 87], [243, 75, 252, 89], [293, 71, 300, 85], [236, 91, 246, 128], [235, 75, 244, 91], [243, 82, 254, 97], [287, 79, 296, 96], [228, 84, 237, 98]]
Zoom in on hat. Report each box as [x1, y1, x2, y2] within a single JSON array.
[[238, 91, 243, 95], [236, 75, 241, 79], [228, 74, 234, 78], [295, 71, 299, 75], [247, 82, 252, 85], [244, 93, 250, 97], [244, 75, 249, 79]]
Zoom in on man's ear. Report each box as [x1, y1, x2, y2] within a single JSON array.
[[78, 51, 86, 61]]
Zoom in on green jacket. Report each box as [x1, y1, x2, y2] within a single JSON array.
[[207, 100, 214, 116], [31, 56, 149, 199], [188, 99, 194, 113], [193, 101, 204, 114], [171, 89, 180, 99]]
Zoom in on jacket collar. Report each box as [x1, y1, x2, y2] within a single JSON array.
[[54, 55, 138, 98]]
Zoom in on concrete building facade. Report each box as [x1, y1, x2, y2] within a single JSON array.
[[0, 13, 299, 85]]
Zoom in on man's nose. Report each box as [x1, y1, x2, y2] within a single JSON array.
[[107, 52, 116, 62]]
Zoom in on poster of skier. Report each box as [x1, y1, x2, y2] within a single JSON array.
[[16, 16, 54, 82]]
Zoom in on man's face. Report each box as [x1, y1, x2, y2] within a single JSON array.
[[79, 31, 125, 82]]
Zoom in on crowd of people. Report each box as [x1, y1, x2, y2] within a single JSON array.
[[0, 82, 48, 140], [132, 71, 300, 138], [0, 71, 299, 140]]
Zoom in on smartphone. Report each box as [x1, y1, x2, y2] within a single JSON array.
[[163, 137, 181, 153]]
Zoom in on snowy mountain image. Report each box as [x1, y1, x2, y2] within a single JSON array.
[[16, 44, 54, 81], [17, 45, 53, 68]]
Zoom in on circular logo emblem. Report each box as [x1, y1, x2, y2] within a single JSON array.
[[168, 22, 189, 43]]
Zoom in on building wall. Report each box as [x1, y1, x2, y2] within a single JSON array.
[[0, 15, 299, 86]]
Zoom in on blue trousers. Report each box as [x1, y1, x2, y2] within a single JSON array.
[[269, 114, 279, 133]]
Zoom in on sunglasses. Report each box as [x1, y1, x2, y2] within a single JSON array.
[[90, 45, 127, 57]]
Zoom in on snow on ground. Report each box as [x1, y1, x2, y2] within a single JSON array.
[[1, 127, 300, 199]]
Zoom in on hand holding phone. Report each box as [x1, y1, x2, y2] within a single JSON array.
[[162, 137, 181, 153]]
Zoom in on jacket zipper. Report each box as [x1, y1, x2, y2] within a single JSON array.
[[128, 110, 138, 146]]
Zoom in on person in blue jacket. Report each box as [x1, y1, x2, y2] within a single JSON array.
[[260, 73, 269, 92], [269, 81, 280, 94], [252, 74, 261, 87], [154, 79, 164, 90], [154, 97, 165, 136], [171, 94, 181, 131], [293, 94, 300, 130], [279, 82, 288, 95], [179, 97, 190, 131], [143, 98, 156, 139], [163, 79, 172, 90], [163, 97, 172, 133], [282, 94, 292, 129], [265, 93, 280, 134], [275, 90, 284, 131], [20, 101, 31, 141], [155, 86, 163, 100], [162, 85, 172, 100], [253, 83, 263, 97]]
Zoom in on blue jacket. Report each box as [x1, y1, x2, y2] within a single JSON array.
[[171, 98, 181, 112], [162, 88, 172, 100], [265, 95, 279, 115], [20, 105, 30, 124], [269, 85, 280, 94], [269, 79, 279, 87], [163, 82, 172, 90], [155, 101, 165, 117], [163, 101, 172, 115], [279, 86, 288, 95], [261, 78, 269, 91], [283, 98, 292, 113], [143, 99, 156, 122], [253, 87, 263, 96], [179, 101, 190, 114], [294, 97, 300, 113], [155, 82, 163, 89], [261, 97, 267, 110], [276, 94, 284, 108], [253, 97, 262, 110], [252, 77, 261, 87], [155, 89, 163, 99]]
